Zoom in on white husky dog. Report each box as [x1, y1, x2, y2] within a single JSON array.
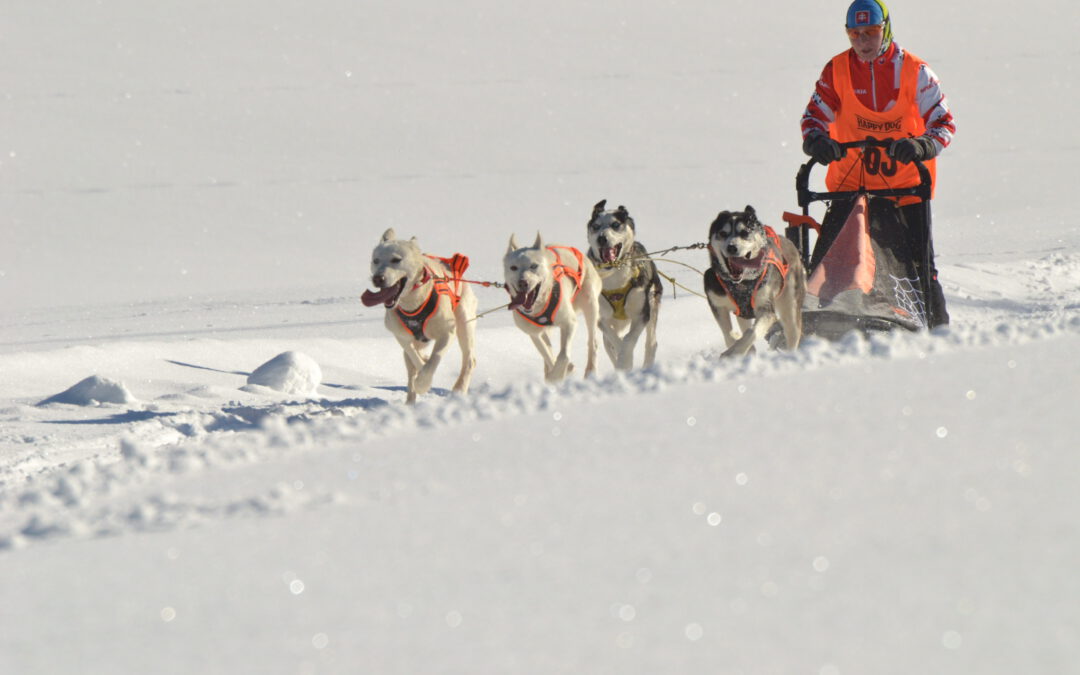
[[503, 233, 601, 383], [361, 228, 477, 403]]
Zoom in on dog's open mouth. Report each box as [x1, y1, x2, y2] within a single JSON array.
[[507, 285, 540, 312], [599, 244, 623, 264], [724, 251, 765, 278], [361, 278, 406, 308]]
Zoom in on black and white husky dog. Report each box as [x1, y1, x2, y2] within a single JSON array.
[[585, 199, 663, 370], [704, 205, 806, 357]]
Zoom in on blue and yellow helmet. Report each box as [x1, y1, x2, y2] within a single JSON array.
[[846, 0, 893, 55]]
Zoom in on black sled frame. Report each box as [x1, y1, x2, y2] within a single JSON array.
[[784, 139, 936, 338]]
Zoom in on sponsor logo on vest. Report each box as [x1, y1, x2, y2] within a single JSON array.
[[856, 114, 903, 134]]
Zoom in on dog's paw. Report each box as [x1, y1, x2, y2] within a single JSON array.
[[414, 369, 435, 395], [546, 360, 573, 383]]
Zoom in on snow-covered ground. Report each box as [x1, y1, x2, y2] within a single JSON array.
[[2, 1, 1078, 673]]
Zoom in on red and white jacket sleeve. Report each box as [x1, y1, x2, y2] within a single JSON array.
[[801, 59, 842, 141], [916, 62, 956, 152]]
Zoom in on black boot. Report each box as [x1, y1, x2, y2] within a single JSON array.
[[928, 274, 949, 328]]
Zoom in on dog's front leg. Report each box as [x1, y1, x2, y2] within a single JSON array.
[[735, 317, 756, 354], [452, 303, 477, 395], [580, 292, 599, 379], [400, 345, 422, 404], [775, 291, 804, 352], [712, 309, 739, 349], [722, 316, 774, 357], [616, 322, 646, 370], [600, 322, 620, 368], [528, 331, 557, 379], [414, 335, 452, 397], [642, 297, 660, 369], [777, 307, 803, 351], [549, 320, 577, 383]]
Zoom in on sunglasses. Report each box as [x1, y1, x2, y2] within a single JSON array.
[[847, 24, 884, 39]]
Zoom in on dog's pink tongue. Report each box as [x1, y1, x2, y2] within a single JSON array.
[[507, 290, 528, 311], [602, 247, 618, 263], [729, 251, 765, 274], [361, 286, 398, 307]]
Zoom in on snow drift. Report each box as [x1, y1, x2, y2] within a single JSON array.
[[244, 351, 323, 396], [37, 375, 136, 407]]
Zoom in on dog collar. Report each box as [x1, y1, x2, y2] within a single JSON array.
[[410, 267, 432, 291]]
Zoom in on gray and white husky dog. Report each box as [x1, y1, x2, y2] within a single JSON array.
[[704, 206, 806, 357], [585, 199, 662, 370], [361, 228, 477, 403], [503, 233, 601, 383]]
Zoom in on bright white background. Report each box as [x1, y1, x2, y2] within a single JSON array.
[[1, 1, 1078, 673]]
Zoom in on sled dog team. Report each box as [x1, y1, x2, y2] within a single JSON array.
[[362, 200, 807, 403]]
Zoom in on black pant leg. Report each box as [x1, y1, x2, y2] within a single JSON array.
[[897, 202, 950, 327]]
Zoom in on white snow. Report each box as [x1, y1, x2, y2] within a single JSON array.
[[2, 1, 1079, 673], [245, 351, 323, 396], [38, 375, 137, 406]]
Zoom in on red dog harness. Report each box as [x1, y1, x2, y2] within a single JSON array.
[[394, 254, 469, 341], [515, 246, 585, 327], [709, 226, 790, 319]]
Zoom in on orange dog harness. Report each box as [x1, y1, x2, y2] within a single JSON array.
[[515, 246, 585, 327], [394, 254, 469, 341], [709, 227, 790, 318]]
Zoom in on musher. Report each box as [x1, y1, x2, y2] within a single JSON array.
[[801, 0, 956, 327]]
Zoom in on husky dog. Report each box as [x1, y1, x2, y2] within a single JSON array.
[[704, 206, 806, 356], [585, 199, 662, 370], [361, 228, 477, 403], [504, 233, 601, 383]]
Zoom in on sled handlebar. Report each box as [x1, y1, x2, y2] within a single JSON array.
[[796, 138, 933, 208]]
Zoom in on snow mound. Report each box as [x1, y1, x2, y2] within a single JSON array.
[[244, 351, 322, 396], [38, 375, 136, 406]]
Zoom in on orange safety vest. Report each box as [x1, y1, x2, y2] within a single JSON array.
[[515, 246, 585, 327], [826, 50, 937, 204]]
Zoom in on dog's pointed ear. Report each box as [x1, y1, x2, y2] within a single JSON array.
[[592, 199, 607, 217], [533, 232, 544, 250], [709, 211, 730, 238], [744, 205, 757, 219], [614, 205, 631, 224], [381, 228, 396, 242], [508, 234, 519, 253]]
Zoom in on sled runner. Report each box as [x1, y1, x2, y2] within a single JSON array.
[[783, 139, 936, 340]]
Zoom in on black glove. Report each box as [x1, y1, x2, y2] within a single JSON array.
[[888, 136, 939, 164], [802, 134, 843, 165]]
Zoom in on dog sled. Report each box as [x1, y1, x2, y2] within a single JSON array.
[[782, 139, 937, 341]]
